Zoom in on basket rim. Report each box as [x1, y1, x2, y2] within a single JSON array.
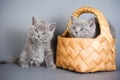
[[58, 35, 99, 40]]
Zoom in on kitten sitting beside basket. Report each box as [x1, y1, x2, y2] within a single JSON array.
[[0, 17, 56, 69], [69, 15, 116, 38]]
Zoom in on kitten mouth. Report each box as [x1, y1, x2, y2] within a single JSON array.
[[76, 32, 78, 34], [40, 36, 49, 42], [75, 32, 80, 35]]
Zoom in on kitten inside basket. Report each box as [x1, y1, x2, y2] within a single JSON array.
[[69, 15, 116, 38]]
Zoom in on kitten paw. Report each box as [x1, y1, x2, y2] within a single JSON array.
[[46, 63, 56, 69], [34, 61, 40, 67], [30, 60, 40, 67], [20, 64, 29, 68]]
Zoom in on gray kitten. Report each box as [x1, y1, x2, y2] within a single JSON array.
[[0, 17, 56, 69], [69, 16, 97, 38], [69, 16, 116, 38]]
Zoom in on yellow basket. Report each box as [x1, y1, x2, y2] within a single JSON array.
[[56, 6, 116, 73]]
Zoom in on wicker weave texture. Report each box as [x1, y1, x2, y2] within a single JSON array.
[[56, 6, 116, 72]]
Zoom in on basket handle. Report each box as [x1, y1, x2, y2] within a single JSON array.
[[62, 6, 111, 38]]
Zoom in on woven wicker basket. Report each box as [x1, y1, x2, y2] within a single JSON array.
[[56, 6, 116, 73]]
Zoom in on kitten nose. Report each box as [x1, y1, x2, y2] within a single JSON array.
[[76, 32, 78, 34], [76, 27, 80, 32]]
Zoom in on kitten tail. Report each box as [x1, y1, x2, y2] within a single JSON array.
[[0, 57, 19, 64]]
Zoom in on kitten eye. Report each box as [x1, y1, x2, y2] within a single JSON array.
[[80, 28, 84, 31], [35, 29, 38, 33], [72, 26, 75, 29]]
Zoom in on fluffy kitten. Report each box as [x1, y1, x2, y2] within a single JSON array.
[[69, 15, 116, 38], [69, 15, 97, 38], [0, 17, 56, 69]]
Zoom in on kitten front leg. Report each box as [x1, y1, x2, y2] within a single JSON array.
[[45, 49, 56, 69], [20, 62, 29, 68], [33, 60, 40, 67], [19, 51, 30, 68]]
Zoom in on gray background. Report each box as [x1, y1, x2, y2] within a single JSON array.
[[0, 0, 120, 80]]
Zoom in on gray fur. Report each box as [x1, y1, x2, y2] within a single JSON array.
[[19, 16, 56, 69], [69, 15, 97, 38], [69, 16, 116, 38], [0, 17, 56, 69], [109, 23, 116, 38]]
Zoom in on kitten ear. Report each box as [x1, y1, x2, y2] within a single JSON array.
[[71, 15, 77, 24], [32, 16, 37, 25], [49, 23, 56, 31], [87, 17, 96, 27]]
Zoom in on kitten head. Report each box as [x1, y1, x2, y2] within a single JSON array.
[[29, 16, 56, 43], [69, 15, 96, 38]]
